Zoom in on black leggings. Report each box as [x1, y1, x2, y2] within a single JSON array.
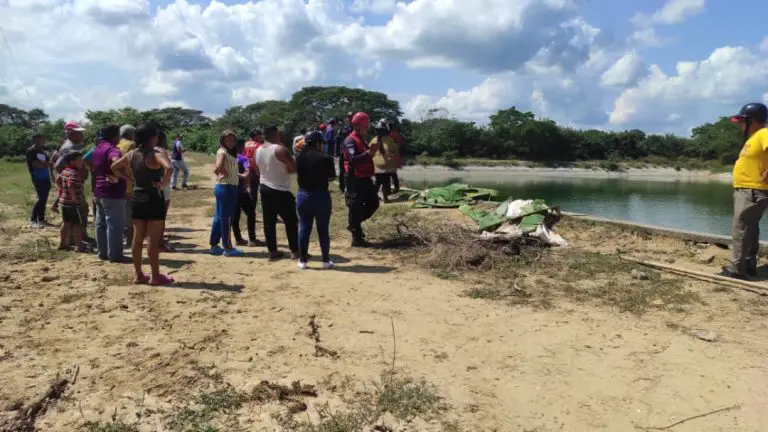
[[232, 190, 257, 242], [260, 184, 298, 253], [375, 173, 393, 201]]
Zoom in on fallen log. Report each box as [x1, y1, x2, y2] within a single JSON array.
[[619, 256, 768, 296]]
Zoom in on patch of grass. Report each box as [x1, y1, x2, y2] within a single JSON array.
[[286, 373, 448, 432], [0, 160, 37, 215], [79, 412, 140, 432], [185, 152, 216, 168], [166, 388, 245, 432], [0, 236, 69, 263]]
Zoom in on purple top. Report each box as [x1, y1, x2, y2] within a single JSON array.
[[92, 140, 126, 199], [236, 154, 249, 192]]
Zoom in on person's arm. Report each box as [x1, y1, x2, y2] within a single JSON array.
[[108, 149, 131, 181], [240, 159, 251, 182], [214, 151, 227, 176], [275, 146, 297, 174], [343, 136, 375, 166]]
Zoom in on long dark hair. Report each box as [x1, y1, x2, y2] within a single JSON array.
[[135, 124, 158, 150], [220, 131, 237, 157], [156, 131, 168, 149]]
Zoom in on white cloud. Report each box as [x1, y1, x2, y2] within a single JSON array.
[[609, 46, 768, 129], [601, 51, 645, 88], [632, 0, 706, 26], [350, 0, 396, 14]]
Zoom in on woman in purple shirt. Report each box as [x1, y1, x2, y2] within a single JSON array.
[[232, 139, 258, 246], [92, 125, 130, 262]]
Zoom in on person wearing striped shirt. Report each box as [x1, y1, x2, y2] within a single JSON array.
[[55, 151, 86, 251]]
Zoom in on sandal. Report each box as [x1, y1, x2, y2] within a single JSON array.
[[134, 272, 150, 285], [150, 274, 175, 286]]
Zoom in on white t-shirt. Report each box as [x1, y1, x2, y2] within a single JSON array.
[[255, 142, 293, 192]]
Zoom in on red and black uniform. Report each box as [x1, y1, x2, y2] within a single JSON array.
[[342, 131, 380, 241]]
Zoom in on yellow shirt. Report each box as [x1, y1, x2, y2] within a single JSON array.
[[733, 128, 768, 190], [117, 139, 135, 195], [371, 135, 399, 173]]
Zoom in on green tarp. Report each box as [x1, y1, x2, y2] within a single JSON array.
[[410, 183, 499, 208], [459, 204, 507, 231]]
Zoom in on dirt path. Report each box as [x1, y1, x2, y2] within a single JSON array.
[[1, 162, 767, 431]]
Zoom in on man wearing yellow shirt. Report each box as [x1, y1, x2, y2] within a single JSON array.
[[371, 119, 400, 203], [118, 124, 136, 246], [722, 103, 768, 279]]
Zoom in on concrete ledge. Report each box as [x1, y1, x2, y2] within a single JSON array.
[[562, 212, 768, 248]]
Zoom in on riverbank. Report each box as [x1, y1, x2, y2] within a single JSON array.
[[400, 164, 732, 183], [1, 157, 766, 431]]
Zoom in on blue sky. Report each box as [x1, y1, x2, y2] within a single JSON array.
[[1, 0, 766, 135]]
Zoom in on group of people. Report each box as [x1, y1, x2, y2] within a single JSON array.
[[209, 111, 403, 268], [26, 121, 190, 285], [25, 110, 404, 284]]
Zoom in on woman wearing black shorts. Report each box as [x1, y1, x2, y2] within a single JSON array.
[[111, 123, 173, 285]]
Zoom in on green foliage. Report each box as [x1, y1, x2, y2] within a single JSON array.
[[0, 87, 745, 166]]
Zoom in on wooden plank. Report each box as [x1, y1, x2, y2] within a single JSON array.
[[563, 212, 768, 247], [619, 256, 768, 296]]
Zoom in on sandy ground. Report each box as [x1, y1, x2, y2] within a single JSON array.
[[1, 162, 767, 432], [400, 165, 732, 184]]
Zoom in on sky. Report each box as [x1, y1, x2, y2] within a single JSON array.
[[1, 0, 767, 136]]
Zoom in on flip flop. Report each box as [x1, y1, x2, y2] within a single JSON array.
[[134, 272, 150, 284], [150, 274, 175, 286]]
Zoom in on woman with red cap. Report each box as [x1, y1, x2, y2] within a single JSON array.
[[340, 112, 380, 247]]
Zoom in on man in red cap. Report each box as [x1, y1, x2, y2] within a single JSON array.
[[341, 111, 380, 247], [721, 102, 768, 279]]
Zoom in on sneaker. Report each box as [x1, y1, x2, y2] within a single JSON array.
[[223, 248, 244, 257], [28, 221, 41, 229], [210, 245, 225, 256], [298, 260, 309, 270], [322, 261, 335, 270], [269, 251, 286, 262], [236, 239, 249, 246], [718, 268, 747, 280], [248, 240, 264, 247]]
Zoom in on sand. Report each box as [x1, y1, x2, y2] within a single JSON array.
[[0, 161, 766, 432]]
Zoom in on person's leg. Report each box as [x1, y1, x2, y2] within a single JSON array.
[[59, 222, 70, 249], [182, 161, 190, 187], [315, 191, 332, 263], [171, 161, 180, 189], [232, 192, 244, 244], [382, 174, 392, 201], [362, 179, 380, 222], [296, 191, 313, 262], [338, 157, 346, 191], [241, 192, 257, 243], [31, 180, 47, 223], [729, 189, 763, 275], [220, 186, 238, 250], [95, 198, 108, 259], [279, 191, 299, 254], [73, 222, 85, 252], [146, 220, 165, 280], [210, 184, 225, 249], [249, 178, 260, 209], [261, 186, 279, 254], [392, 172, 400, 193], [104, 198, 126, 261], [746, 190, 768, 274], [124, 197, 134, 247], [132, 220, 147, 280]]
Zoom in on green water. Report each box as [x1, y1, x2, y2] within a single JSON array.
[[403, 176, 768, 239]]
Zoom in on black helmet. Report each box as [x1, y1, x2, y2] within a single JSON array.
[[304, 131, 324, 145], [731, 103, 768, 124]]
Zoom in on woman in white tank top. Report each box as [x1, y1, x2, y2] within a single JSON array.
[[255, 127, 299, 260]]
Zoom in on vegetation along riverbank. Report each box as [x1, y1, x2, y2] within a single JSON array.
[[1, 154, 767, 431], [0, 86, 744, 174]]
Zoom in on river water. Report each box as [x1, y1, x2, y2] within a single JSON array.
[[400, 171, 768, 239]]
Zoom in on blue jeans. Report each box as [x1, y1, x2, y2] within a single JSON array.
[[296, 189, 332, 262], [95, 197, 127, 261], [172, 160, 189, 188], [31, 178, 51, 222], [210, 184, 238, 249]]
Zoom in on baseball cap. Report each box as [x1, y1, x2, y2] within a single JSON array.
[[64, 121, 85, 132]]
